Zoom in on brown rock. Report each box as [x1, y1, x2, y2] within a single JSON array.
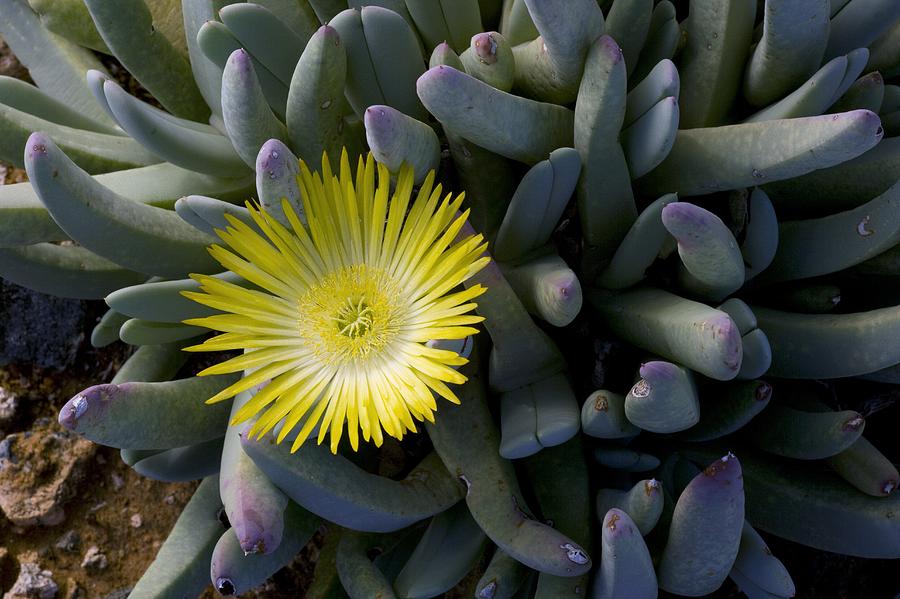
[[0, 423, 96, 527]]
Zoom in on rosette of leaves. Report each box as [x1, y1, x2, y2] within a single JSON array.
[[1, 0, 899, 597]]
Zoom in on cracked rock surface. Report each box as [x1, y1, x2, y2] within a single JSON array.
[[0, 422, 95, 527]]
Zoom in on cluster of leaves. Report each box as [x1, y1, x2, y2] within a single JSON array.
[[1, 0, 899, 597]]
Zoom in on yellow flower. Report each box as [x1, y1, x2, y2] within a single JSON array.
[[182, 150, 489, 454]]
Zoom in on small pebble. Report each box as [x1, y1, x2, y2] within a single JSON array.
[[163, 494, 175, 505], [0, 387, 18, 425], [81, 546, 108, 572], [110, 473, 124, 491], [54, 530, 81, 554], [0, 437, 12, 462], [130, 514, 142, 528]]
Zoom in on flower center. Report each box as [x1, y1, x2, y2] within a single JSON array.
[[298, 264, 407, 364], [334, 298, 375, 339]]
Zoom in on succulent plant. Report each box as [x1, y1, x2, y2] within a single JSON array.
[[1, 0, 900, 597]]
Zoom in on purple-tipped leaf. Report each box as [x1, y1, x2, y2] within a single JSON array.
[[658, 453, 745, 596]]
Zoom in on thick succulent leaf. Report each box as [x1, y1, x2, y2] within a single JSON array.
[[24, 133, 221, 278], [591, 288, 743, 381], [639, 110, 884, 197], [0, 0, 115, 126], [210, 501, 319, 596], [754, 304, 900, 378], [221, 389, 291, 556], [0, 102, 161, 173], [658, 454, 745, 596], [466, 259, 565, 393], [393, 501, 487, 598], [132, 437, 225, 482], [84, 0, 209, 120], [58, 374, 237, 449], [418, 65, 573, 165], [683, 446, 900, 558], [0, 243, 144, 300], [426, 365, 592, 578], [244, 437, 463, 533]]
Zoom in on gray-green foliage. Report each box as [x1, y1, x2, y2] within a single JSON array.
[[1, 0, 900, 596]]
